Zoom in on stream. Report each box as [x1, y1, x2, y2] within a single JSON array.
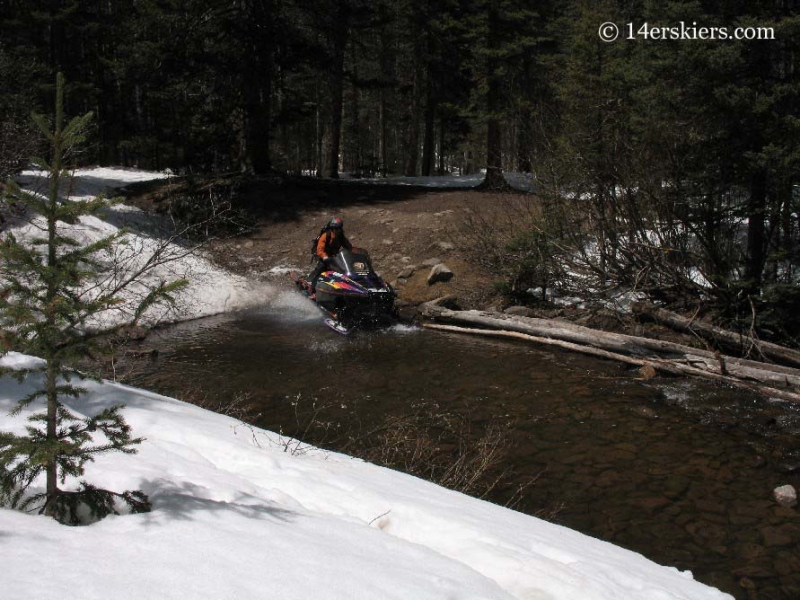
[[126, 290, 800, 600]]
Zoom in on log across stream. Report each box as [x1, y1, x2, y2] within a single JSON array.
[[420, 303, 800, 403]]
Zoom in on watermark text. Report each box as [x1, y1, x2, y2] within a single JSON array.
[[598, 21, 775, 43]]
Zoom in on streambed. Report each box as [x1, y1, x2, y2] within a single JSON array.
[[127, 291, 800, 600]]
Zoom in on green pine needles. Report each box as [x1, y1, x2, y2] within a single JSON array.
[[0, 74, 186, 525]]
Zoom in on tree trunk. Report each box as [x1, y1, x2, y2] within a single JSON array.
[[421, 67, 436, 176], [516, 110, 532, 174], [325, 10, 348, 179], [325, 66, 344, 178], [240, 0, 273, 175], [405, 63, 421, 176], [484, 105, 504, 187], [780, 178, 793, 281], [43, 360, 60, 517], [482, 6, 505, 189], [379, 88, 388, 176], [342, 59, 360, 174], [746, 168, 768, 292], [378, 7, 395, 176], [438, 114, 445, 175], [516, 55, 533, 173], [316, 79, 324, 177], [43, 76, 65, 516]]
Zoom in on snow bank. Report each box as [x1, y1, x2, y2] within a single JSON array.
[[343, 171, 538, 193], [11, 168, 270, 326], [0, 352, 731, 600]]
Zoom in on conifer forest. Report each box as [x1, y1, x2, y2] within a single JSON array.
[[2, 0, 800, 339]]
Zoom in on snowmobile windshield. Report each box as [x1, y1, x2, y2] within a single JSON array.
[[330, 248, 374, 277]]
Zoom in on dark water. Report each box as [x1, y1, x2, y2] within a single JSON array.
[[128, 290, 800, 600]]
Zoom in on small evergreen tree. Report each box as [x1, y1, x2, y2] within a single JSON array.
[[0, 73, 186, 525]]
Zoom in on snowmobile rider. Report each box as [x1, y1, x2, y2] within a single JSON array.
[[309, 217, 352, 291]]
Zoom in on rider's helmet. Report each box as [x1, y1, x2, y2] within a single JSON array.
[[328, 217, 343, 230]]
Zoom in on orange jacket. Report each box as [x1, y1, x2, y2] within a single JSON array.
[[316, 229, 352, 260]]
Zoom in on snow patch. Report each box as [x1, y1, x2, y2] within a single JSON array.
[[341, 171, 538, 193], [0, 356, 732, 600], [10, 168, 272, 327]]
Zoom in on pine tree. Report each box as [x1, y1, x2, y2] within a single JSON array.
[[0, 74, 186, 525], [468, 0, 541, 189]]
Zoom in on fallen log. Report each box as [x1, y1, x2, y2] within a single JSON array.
[[422, 322, 800, 403], [632, 302, 800, 368], [420, 305, 800, 401]]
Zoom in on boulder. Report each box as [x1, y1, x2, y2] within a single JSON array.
[[427, 263, 454, 285], [422, 257, 442, 267], [638, 364, 658, 380], [397, 266, 416, 279], [774, 484, 797, 508], [435, 241, 455, 251], [632, 405, 658, 419], [504, 306, 536, 318]]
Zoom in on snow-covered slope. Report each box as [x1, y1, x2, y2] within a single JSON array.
[[1, 352, 731, 600], [11, 167, 270, 325]]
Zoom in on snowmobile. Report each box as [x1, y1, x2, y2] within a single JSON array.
[[291, 247, 398, 334]]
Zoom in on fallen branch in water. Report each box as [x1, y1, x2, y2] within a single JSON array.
[[420, 305, 800, 404]]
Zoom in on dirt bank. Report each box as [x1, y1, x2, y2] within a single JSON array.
[[126, 175, 525, 310]]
